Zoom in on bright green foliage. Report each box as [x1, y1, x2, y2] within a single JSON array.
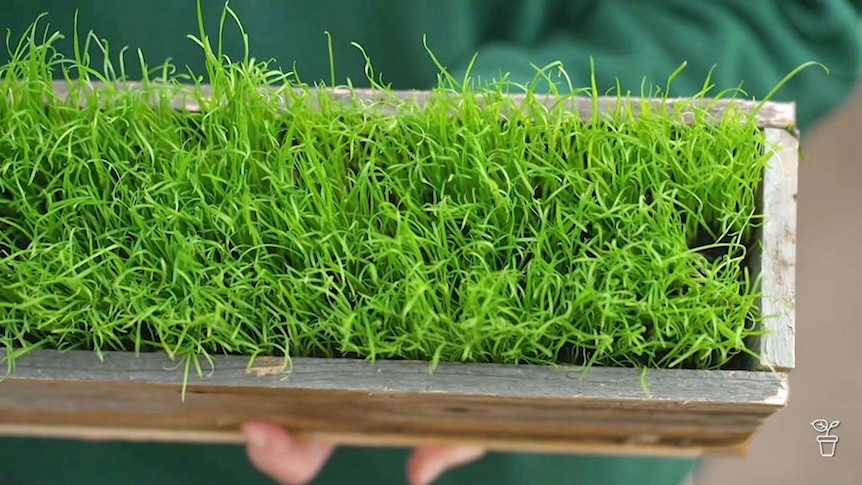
[[0, 5, 773, 375]]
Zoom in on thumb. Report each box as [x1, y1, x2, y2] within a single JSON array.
[[406, 445, 486, 485], [242, 422, 335, 485]]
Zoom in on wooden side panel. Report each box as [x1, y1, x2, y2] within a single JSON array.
[[753, 128, 799, 371], [0, 350, 787, 455], [47, 81, 796, 128]]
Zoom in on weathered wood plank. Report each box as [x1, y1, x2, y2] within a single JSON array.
[[0, 424, 748, 458], [42, 80, 796, 128], [753, 128, 799, 371], [2, 349, 787, 403], [0, 349, 786, 454]]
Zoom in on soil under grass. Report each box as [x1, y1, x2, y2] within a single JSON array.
[[0, 6, 776, 374]]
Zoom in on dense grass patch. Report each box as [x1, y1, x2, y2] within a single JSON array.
[[1, 5, 783, 376]]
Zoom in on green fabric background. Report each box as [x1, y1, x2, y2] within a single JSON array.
[[0, 437, 696, 485], [1, 0, 860, 130], [1, 1, 860, 484]]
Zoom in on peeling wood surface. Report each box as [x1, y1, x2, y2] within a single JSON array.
[[0, 349, 787, 454], [3, 350, 788, 402], [44, 81, 797, 129], [753, 129, 799, 371]]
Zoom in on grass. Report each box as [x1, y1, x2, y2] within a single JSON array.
[[0, 3, 802, 379]]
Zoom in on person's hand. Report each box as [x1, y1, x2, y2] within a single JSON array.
[[242, 421, 486, 485]]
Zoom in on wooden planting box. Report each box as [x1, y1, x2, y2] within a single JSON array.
[[0, 82, 797, 457]]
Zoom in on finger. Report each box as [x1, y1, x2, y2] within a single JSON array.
[[406, 445, 486, 485], [242, 421, 336, 485]]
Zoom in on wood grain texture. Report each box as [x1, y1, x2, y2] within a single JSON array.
[[751, 128, 799, 371], [45, 80, 797, 128], [0, 349, 787, 454], [0, 424, 749, 458]]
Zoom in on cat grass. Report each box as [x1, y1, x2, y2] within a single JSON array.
[[0, 4, 801, 378]]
